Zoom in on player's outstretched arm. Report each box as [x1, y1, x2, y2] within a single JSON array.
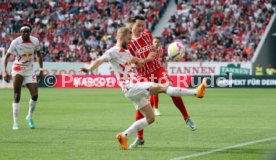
[[79, 56, 107, 73], [3, 53, 11, 83]]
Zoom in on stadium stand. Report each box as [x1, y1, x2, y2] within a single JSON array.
[[0, 0, 274, 62], [0, 0, 168, 62], [162, 0, 275, 62]]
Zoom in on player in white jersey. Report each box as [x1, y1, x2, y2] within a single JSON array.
[[3, 24, 44, 130], [79, 27, 207, 150]]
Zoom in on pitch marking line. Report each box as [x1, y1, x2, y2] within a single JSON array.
[[171, 136, 276, 160]]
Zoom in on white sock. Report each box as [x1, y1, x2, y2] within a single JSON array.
[[122, 118, 149, 137], [12, 103, 20, 124], [166, 86, 197, 97], [26, 99, 37, 119]]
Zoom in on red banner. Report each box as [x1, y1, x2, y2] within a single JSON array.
[[51, 75, 192, 88]]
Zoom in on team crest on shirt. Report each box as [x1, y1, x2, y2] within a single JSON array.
[[18, 52, 33, 64], [22, 52, 32, 58]]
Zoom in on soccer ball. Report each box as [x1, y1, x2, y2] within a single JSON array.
[[167, 42, 184, 60]]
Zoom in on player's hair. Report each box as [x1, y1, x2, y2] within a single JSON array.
[[129, 15, 145, 23], [125, 22, 133, 31], [116, 27, 131, 39], [20, 24, 32, 32], [153, 37, 161, 41], [126, 15, 145, 30]]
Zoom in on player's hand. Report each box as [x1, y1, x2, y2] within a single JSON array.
[[79, 68, 89, 73], [37, 70, 44, 83], [136, 59, 145, 68], [3, 70, 10, 83], [147, 51, 157, 61]]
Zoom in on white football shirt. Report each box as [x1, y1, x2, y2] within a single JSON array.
[[102, 45, 137, 88], [7, 36, 40, 73]]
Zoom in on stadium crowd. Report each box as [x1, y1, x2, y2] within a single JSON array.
[[0, 0, 168, 62], [162, 0, 275, 62], [0, 0, 275, 62]]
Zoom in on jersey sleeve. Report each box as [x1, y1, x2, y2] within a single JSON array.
[[33, 37, 41, 52], [101, 48, 116, 61], [7, 40, 16, 55]]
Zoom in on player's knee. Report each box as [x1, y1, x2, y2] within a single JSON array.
[[14, 93, 20, 103], [31, 94, 38, 101], [147, 116, 155, 124]]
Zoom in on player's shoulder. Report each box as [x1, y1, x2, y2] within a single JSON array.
[[107, 45, 120, 53], [11, 36, 22, 44], [30, 36, 40, 44], [142, 29, 152, 36]]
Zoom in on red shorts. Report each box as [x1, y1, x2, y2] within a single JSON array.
[[140, 67, 172, 84]]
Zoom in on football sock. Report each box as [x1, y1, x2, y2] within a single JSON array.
[[171, 96, 190, 120], [27, 99, 37, 119], [136, 110, 144, 139], [166, 86, 196, 97], [123, 118, 149, 137], [12, 103, 20, 124]]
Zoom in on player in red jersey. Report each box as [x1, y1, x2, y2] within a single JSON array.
[[150, 37, 167, 116], [80, 27, 207, 150], [127, 16, 196, 149]]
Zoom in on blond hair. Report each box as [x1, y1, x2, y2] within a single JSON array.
[[125, 22, 133, 31], [116, 27, 131, 40]]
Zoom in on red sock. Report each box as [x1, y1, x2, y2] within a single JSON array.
[[171, 96, 190, 120], [150, 95, 154, 107], [136, 110, 144, 139], [152, 94, 159, 109]]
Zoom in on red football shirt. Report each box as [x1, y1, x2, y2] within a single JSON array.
[[127, 31, 162, 76]]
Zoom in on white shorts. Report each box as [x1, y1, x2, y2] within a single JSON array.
[[12, 71, 37, 84], [124, 82, 155, 110]]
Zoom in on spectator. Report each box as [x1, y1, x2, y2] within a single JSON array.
[[0, 0, 169, 62], [163, 0, 275, 62]]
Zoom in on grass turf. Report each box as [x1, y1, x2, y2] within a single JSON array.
[[0, 88, 276, 160]]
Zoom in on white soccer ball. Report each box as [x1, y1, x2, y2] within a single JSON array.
[[167, 42, 184, 60]]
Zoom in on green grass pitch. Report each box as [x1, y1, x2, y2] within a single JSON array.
[[0, 88, 276, 160]]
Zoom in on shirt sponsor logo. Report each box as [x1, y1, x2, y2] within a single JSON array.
[[136, 45, 153, 54]]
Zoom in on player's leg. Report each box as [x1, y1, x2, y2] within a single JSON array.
[[155, 68, 196, 130], [117, 99, 154, 150], [149, 82, 205, 129], [136, 110, 145, 136], [150, 95, 154, 106], [155, 68, 191, 119], [12, 74, 24, 130], [149, 78, 207, 98], [151, 94, 161, 116], [133, 75, 150, 147], [151, 71, 161, 115], [25, 74, 38, 129], [122, 104, 154, 138]]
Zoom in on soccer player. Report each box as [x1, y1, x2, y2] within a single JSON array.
[[79, 27, 207, 150], [150, 37, 167, 116], [3, 24, 43, 130], [127, 16, 196, 149]]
